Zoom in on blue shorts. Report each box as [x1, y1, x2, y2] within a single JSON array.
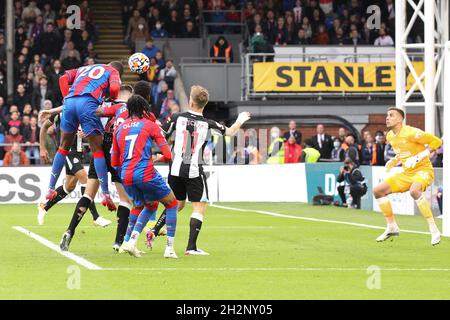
[[61, 95, 103, 136], [124, 171, 171, 205]]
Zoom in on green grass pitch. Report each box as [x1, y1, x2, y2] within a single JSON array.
[[1, 202, 450, 299]]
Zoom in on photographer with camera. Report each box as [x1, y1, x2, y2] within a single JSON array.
[[336, 158, 367, 209]]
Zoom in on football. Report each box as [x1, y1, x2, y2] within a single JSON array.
[[128, 52, 150, 74]]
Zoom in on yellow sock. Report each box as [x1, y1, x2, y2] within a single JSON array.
[[377, 197, 395, 224], [416, 195, 433, 220]]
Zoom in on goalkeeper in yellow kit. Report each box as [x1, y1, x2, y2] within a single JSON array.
[[373, 107, 443, 246]]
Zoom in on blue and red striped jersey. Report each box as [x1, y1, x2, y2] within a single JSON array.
[[64, 64, 121, 103], [112, 117, 168, 186]]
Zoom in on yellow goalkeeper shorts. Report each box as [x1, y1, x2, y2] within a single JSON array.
[[385, 166, 434, 193]]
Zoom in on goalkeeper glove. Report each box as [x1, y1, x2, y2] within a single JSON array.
[[237, 112, 251, 125], [385, 157, 400, 172], [404, 149, 430, 169]]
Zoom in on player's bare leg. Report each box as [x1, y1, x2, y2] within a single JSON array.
[[373, 182, 400, 242], [47, 131, 76, 200], [185, 201, 209, 256], [87, 133, 116, 210], [409, 182, 441, 246], [38, 175, 78, 225]]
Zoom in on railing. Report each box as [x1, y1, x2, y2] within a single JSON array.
[[242, 51, 425, 101], [200, 9, 246, 38]]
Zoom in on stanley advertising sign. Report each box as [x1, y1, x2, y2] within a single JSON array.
[[253, 62, 424, 92]]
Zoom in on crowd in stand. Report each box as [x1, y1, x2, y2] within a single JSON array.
[[0, 0, 99, 166], [211, 120, 444, 168]]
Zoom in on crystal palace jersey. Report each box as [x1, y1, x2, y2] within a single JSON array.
[[64, 64, 121, 103], [163, 111, 226, 178], [112, 117, 168, 186]]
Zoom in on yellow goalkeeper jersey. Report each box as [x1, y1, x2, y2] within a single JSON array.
[[386, 125, 442, 171]]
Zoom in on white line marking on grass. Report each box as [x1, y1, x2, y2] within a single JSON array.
[[211, 204, 430, 235], [12, 226, 102, 270], [102, 267, 450, 272]]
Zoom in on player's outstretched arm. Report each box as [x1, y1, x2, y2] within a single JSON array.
[[225, 112, 251, 136], [38, 106, 63, 122]]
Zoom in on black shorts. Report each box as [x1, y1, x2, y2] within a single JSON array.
[[168, 172, 209, 202], [65, 152, 84, 176], [87, 141, 121, 183]]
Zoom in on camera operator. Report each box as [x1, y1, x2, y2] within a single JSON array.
[[337, 158, 367, 209]]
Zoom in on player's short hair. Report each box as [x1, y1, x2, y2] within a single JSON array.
[[133, 80, 151, 102], [127, 94, 151, 119], [120, 84, 133, 94], [108, 61, 124, 77], [387, 106, 405, 119], [190, 85, 209, 109]]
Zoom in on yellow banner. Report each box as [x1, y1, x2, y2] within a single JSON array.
[[253, 62, 424, 92]]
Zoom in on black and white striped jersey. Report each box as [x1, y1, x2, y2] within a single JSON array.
[[163, 110, 226, 178]]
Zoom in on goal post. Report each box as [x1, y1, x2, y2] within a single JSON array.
[[442, 42, 450, 237]]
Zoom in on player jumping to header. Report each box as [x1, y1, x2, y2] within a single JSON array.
[[373, 107, 442, 246], [46, 62, 123, 211], [112, 95, 178, 258]]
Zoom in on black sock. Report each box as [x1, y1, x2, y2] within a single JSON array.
[[81, 185, 100, 220], [67, 196, 92, 236], [186, 217, 202, 251], [44, 185, 68, 211], [115, 204, 130, 245], [152, 209, 166, 236]]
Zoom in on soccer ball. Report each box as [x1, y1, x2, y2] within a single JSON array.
[[128, 53, 150, 74]]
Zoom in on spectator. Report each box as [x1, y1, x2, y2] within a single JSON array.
[[361, 133, 375, 165], [284, 136, 302, 163], [46, 59, 64, 105], [336, 127, 347, 143], [310, 124, 333, 159], [158, 59, 177, 89], [42, 2, 56, 24], [182, 20, 198, 38], [3, 142, 29, 166], [313, 24, 330, 44], [293, 0, 305, 24], [166, 10, 183, 37], [151, 20, 169, 39], [210, 36, 233, 63], [37, 22, 60, 59], [331, 27, 345, 45], [142, 38, 160, 60], [22, 103, 34, 117], [343, 134, 360, 165], [5, 126, 23, 152], [374, 131, 387, 166], [144, 57, 160, 85], [267, 127, 285, 164], [32, 75, 54, 111], [158, 90, 179, 122], [208, 6, 226, 34], [292, 28, 311, 44], [155, 51, 165, 69], [0, 70, 6, 99], [154, 82, 169, 117], [22, 1, 41, 24], [336, 158, 367, 209], [20, 115, 30, 134], [13, 84, 31, 113], [374, 27, 394, 46], [272, 17, 288, 45], [300, 143, 321, 163], [345, 29, 363, 45], [61, 50, 81, 70], [23, 116, 40, 164], [7, 111, 22, 131], [126, 9, 149, 48], [384, 143, 396, 163], [283, 120, 302, 145], [60, 41, 81, 62], [331, 138, 345, 161], [43, 124, 58, 161]]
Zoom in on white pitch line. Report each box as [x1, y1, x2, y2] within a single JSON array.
[[102, 267, 450, 272], [12, 226, 102, 270], [211, 204, 430, 235]]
